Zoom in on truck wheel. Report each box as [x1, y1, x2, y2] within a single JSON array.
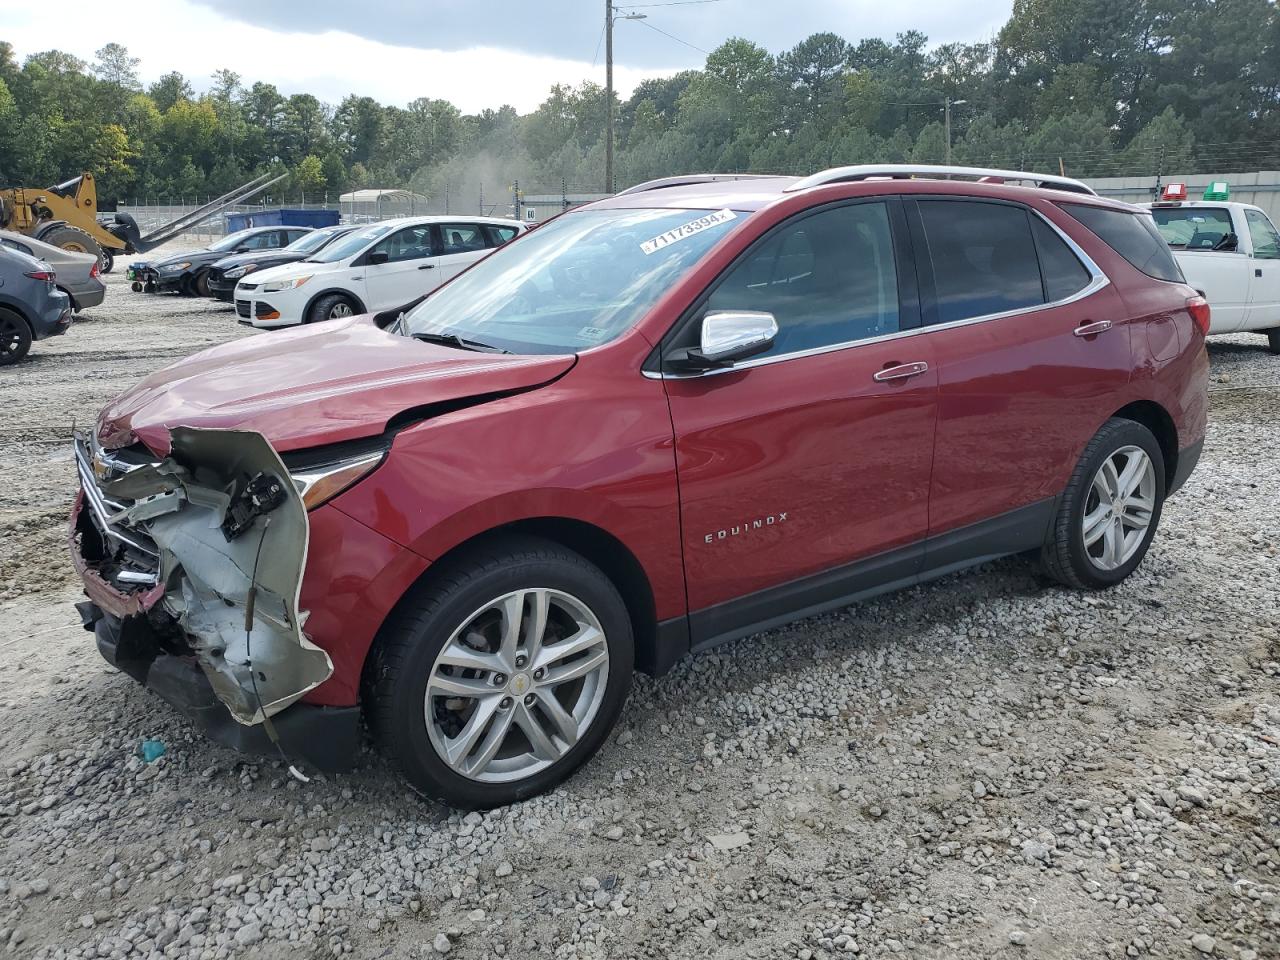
[[1267, 328, 1280, 355], [37, 225, 104, 267], [307, 294, 356, 324], [1040, 418, 1166, 589], [367, 536, 633, 809], [0, 308, 33, 365]]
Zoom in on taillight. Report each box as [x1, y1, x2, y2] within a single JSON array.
[[24, 270, 55, 283], [90, 261, 101, 279], [1186, 295, 1211, 337]]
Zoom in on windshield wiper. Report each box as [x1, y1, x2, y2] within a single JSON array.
[[411, 331, 511, 354]]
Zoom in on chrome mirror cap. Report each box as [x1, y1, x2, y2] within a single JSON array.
[[698, 310, 778, 365]]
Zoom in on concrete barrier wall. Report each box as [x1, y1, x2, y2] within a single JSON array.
[[1083, 171, 1280, 220]]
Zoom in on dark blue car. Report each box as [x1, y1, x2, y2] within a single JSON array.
[[0, 245, 72, 365]]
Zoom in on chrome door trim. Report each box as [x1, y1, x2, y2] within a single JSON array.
[[643, 206, 1111, 381]]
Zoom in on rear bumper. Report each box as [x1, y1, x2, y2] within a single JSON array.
[[1169, 438, 1203, 496], [68, 283, 106, 310], [80, 601, 361, 771]]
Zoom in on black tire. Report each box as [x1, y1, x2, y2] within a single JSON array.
[[307, 293, 357, 324], [100, 248, 115, 274], [1040, 418, 1166, 589], [193, 268, 211, 298], [37, 225, 104, 267], [0, 308, 33, 365], [367, 536, 633, 809], [1267, 328, 1280, 355]]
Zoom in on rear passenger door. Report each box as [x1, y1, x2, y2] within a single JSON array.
[[435, 222, 491, 283], [909, 197, 1132, 552]]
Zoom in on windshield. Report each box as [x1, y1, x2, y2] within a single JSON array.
[[286, 227, 348, 254], [304, 223, 393, 263], [211, 228, 258, 252], [1151, 207, 1234, 250], [401, 207, 741, 354]]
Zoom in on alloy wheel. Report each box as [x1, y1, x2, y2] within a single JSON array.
[[1082, 445, 1156, 570], [329, 302, 353, 319], [425, 588, 610, 783], [0, 315, 25, 360]]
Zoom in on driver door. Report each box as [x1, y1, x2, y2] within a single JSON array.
[[362, 224, 442, 310]]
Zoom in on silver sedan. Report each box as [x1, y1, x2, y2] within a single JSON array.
[[0, 230, 106, 311]]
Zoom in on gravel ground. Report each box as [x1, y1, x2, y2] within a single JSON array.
[[0, 254, 1277, 959]]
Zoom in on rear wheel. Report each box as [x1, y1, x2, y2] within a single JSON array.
[[1267, 328, 1280, 355], [37, 225, 104, 267], [1041, 418, 1166, 589], [307, 293, 356, 324], [99, 249, 115, 274], [367, 538, 633, 808], [0, 308, 33, 365]]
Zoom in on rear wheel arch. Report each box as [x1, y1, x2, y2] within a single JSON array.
[[363, 518, 659, 686], [1110, 400, 1178, 493]]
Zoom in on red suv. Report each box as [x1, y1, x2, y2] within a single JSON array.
[[71, 165, 1209, 808]]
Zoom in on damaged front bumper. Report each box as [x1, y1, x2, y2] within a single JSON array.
[[70, 427, 359, 769]]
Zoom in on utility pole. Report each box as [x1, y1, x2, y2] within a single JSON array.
[[606, 0, 614, 194], [943, 99, 966, 165]]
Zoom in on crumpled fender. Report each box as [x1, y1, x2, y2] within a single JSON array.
[[102, 426, 331, 725]]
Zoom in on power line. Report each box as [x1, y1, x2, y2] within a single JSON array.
[[622, 0, 726, 6], [632, 16, 709, 55], [591, 21, 606, 67]]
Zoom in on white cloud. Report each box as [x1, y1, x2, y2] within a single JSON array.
[[1, 0, 680, 112]]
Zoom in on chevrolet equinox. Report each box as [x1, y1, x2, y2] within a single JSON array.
[[71, 165, 1209, 808]]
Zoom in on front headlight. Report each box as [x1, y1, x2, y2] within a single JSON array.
[[224, 264, 257, 279], [163, 261, 192, 272], [290, 449, 385, 510], [262, 275, 312, 293]]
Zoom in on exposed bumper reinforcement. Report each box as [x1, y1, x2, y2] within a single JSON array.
[[83, 602, 360, 771]]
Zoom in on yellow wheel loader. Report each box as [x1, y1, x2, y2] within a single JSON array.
[[0, 171, 286, 273]]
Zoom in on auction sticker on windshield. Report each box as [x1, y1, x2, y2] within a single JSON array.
[[639, 209, 737, 255]]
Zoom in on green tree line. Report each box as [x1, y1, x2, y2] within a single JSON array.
[[2, 0, 1278, 207]]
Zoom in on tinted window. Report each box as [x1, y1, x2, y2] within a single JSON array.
[[1245, 210, 1280, 260], [1031, 217, 1092, 301], [1061, 203, 1183, 282], [703, 202, 900, 357], [919, 200, 1043, 324], [488, 225, 519, 245], [1151, 206, 1234, 250], [440, 224, 487, 254], [372, 225, 434, 263], [240, 230, 280, 250]]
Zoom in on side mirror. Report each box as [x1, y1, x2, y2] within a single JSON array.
[[683, 310, 778, 369], [367, 250, 390, 265]]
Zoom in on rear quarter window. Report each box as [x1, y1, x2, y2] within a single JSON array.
[[1060, 203, 1184, 283]]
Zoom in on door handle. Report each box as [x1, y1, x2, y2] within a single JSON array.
[[419, 263, 436, 270], [1257, 268, 1263, 278], [873, 361, 929, 382], [1073, 320, 1112, 338]]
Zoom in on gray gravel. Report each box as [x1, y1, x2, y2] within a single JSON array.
[[0, 255, 1277, 959]]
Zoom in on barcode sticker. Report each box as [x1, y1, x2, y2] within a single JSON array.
[[639, 209, 737, 256]]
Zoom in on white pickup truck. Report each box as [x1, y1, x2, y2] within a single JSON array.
[[1142, 183, 1280, 354]]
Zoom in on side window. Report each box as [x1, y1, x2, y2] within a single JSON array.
[[703, 201, 900, 358], [1060, 203, 1183, 282], [371, 225, 434, 263], [486, 225, 519, 246], [1245, 210, 1280, 260], [1031, 217, 1092, 302], [440, 224, 488, 255], [918, 200, 1044, 324], [242, 231, 279, 250], [286, 229, 309, 244]]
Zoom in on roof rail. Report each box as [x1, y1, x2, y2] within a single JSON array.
[[785, 164, 1097, 197], [615, 173, 786, 196]]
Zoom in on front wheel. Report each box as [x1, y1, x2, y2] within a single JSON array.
[[193, 268, 211, 298], [1041, 418, 1166, 589], [367, 538, 633, 808], [307, 293, 355, 324]]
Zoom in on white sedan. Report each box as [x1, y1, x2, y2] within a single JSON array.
[[234, 216, 526, 328]]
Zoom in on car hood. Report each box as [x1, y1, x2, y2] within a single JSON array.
[[244, 258, 346, 285], [96, 315, 577, 454], [153, 248, 220, 268], [212, 250, 303, 272]]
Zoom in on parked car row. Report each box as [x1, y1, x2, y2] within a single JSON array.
[[0, 229, 107, 365], [73, 165, 1210, 808]]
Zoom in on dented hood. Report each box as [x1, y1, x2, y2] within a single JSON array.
[[97, 316, 576, 453]]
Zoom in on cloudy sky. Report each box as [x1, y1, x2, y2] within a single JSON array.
[[2, 0, 1011, 113]]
